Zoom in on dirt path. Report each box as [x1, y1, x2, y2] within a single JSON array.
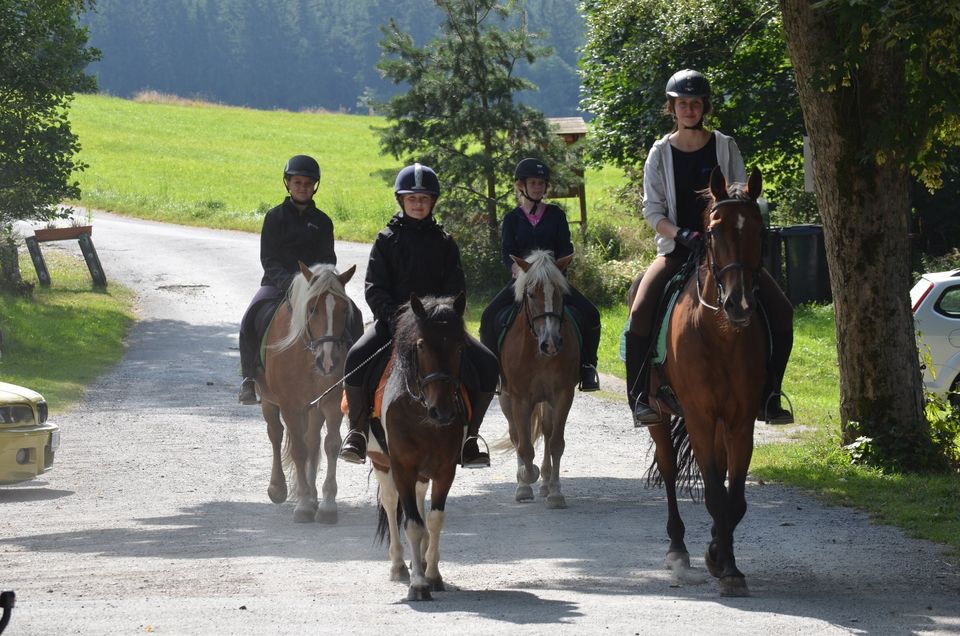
[[2, 212, 958, 635]]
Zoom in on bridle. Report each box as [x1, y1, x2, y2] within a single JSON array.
[[405, 333, 464, 414], [696, 198, 763, 312], [297, 293, 352, 354], [522, 284, 565, 339]]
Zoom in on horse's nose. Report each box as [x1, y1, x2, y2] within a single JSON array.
[[428, 406, 453, 424]]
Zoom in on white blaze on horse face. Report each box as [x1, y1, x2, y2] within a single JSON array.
[[541, 279, 562, 355], [320, 294, 337, 373]]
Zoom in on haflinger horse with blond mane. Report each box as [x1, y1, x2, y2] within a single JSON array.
[[498, 250, 579, 508], [256, 261, 360, 524], [369, 293, 469, 602], [632, 166, 768, 597]]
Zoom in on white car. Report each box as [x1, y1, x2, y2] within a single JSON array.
[[911, 269, 960, 409]]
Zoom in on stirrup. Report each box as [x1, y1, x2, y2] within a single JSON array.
[[339, 431, 367, 464], [758, 392, 795, 425], [579, 364, 600, 392], [633, 400, 661, 427], [461, 435, 490, 469]]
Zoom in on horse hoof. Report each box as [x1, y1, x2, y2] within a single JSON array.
[[515, 484, 534, 502], [315, 509, 338, 524], [664, 551, 690, 571], [390, 565, 410, 582], [719, 576, 749, 597], [407, 586, 432, 602], [293, 506, 316, 523], [704, 545, 722, 578], [427, 577, 445, 592], [267, 484, 287, 504], [516, 464, 540, 485], [546, 494, 567, 509], [538, 484, 549, 497]]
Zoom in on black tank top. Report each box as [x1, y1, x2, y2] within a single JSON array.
[[671, 134, 718, 232]]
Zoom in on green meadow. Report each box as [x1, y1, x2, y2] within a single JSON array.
[[69, 93, 626, 242]]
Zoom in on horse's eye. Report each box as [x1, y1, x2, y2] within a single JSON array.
[[416, 338, 424, 349]]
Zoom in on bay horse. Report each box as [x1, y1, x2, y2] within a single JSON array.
[[370, 293, 469, 601], [256, 261, 358, 524], [636, 167, 768, 597], [499, 250, 579, 508]]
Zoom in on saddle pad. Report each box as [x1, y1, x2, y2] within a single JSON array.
[[653, 285, 683, 365]]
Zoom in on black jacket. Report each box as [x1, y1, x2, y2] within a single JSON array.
[[260, 197, 336, 290], [365, 213, 465, 325], [500, 203, 573, 269]]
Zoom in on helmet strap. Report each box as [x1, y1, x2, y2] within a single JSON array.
[[519, 184, 543, 206]]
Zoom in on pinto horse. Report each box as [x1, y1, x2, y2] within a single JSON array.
[[499, 250, 579, 508], [370, 293, 469, 602], [256, 262, 359, 524], [637, 167, 768, 597]]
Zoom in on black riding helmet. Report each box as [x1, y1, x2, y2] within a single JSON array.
[[284, 155, 321, 181], [394, 163, 441, 198], [514, 158, 550, 182], [665, 69, 710, 98]]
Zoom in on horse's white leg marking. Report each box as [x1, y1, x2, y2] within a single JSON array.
[[413, 481, 430, 573], [317, 405, 341, 521], [375, 470, 407, 581], [424, 508, 445, 585]]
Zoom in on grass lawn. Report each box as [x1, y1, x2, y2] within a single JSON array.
[[0, 250, 135, 409]]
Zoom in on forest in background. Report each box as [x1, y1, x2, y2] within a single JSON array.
[[80, 0, 585, 116]]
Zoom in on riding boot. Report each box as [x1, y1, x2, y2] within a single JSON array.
[[579, 324, 601, 391], [625, 331, 659, 425], [238, 377, 258, 405], [339, 383, 370, 464], [461, 390, 494, 468], [758, 330, 794, 424]]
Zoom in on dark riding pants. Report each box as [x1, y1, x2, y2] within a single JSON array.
[[239, 285, 284, 378]]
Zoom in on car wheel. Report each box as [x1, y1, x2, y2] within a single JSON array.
[[950, 375, 960, 412]]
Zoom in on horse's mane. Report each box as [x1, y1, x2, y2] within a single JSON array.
[[392, 295, 465, 383], [513, 249, 570, 303], [276, 264, 353, 352]]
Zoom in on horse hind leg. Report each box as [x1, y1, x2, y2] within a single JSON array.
[[263, 403, 288, 504], [374, 470, 409, 583], [315, 405, 342, 524]]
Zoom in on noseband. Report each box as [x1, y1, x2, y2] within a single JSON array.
[[405, 335, 464, 413], [298, 294, 352, 354], [696, 198, 763, 312], [522, 287, 565, 339]]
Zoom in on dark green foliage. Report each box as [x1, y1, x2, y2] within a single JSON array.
[[81, 0, 585, 116], [373, 0, 571, 244], [0, 0, 98, 229]]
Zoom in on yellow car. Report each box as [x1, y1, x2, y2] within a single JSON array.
[[0, 382, 59, 485]]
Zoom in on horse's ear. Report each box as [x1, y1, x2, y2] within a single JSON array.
[[510, 254, 531, 273], [410, 293, 426, 318], [298, 260, 313, 282], [709, 166, 728, 201], [453, 291, 466, 317], [556, 253, 573, 272], [747, 167, 762, 201], [338, 264, 357, 286]]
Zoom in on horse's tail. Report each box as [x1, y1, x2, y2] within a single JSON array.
[[375, 485, 403, 546], [644, 416, 702, 500], [281, 433, 298, 503], [531, 402, 546, 443]]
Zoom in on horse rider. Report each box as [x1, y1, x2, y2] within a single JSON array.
[[238, 154, 360, 404], [624, 68, 795, 425], [479, 157, 602, 391], [338, 163, 499, 467]]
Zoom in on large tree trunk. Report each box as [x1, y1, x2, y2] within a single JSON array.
[[0, 232, 32, 295], [780, 1, 934, 469]]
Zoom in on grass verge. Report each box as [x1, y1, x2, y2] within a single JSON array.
[[0, 250, 135, 411]]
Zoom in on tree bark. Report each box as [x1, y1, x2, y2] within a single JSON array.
[[780, 1, 933, 468], [0, 232, 32, 295]]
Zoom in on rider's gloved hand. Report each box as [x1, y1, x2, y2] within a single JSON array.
[[674, 228, 703, 251]]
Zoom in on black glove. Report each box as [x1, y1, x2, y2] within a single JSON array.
[[674, 228, 703, 251]]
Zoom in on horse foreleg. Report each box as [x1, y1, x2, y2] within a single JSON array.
[[316, 404, 342, 524], [711, 425, 754, 597], [281, 406, 317, 523], [374, 469, 408, 583], [542, 393, 573, 509], [263, 402, 288, 504], [649, 421, 689, 570], [538, 403, 552, 498], [424, 466, 454, 592], [509, 398, 540, 502], [398, 475, 430, 601]]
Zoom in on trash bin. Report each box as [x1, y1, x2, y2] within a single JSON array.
[[778, 224, 831, 305], [762, 227, 783, 290]]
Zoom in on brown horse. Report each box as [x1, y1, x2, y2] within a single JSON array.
[[637, 167, 768, 597], [369, 293, 468, 601], [499, 250, 579, 508], [256, 261, 358, 524]]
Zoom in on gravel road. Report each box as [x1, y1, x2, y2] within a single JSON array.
[[2, 212, 958, 635]]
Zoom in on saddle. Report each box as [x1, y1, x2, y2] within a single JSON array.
[[493, 303, 584, 353], [255, 298, 283, 372]]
